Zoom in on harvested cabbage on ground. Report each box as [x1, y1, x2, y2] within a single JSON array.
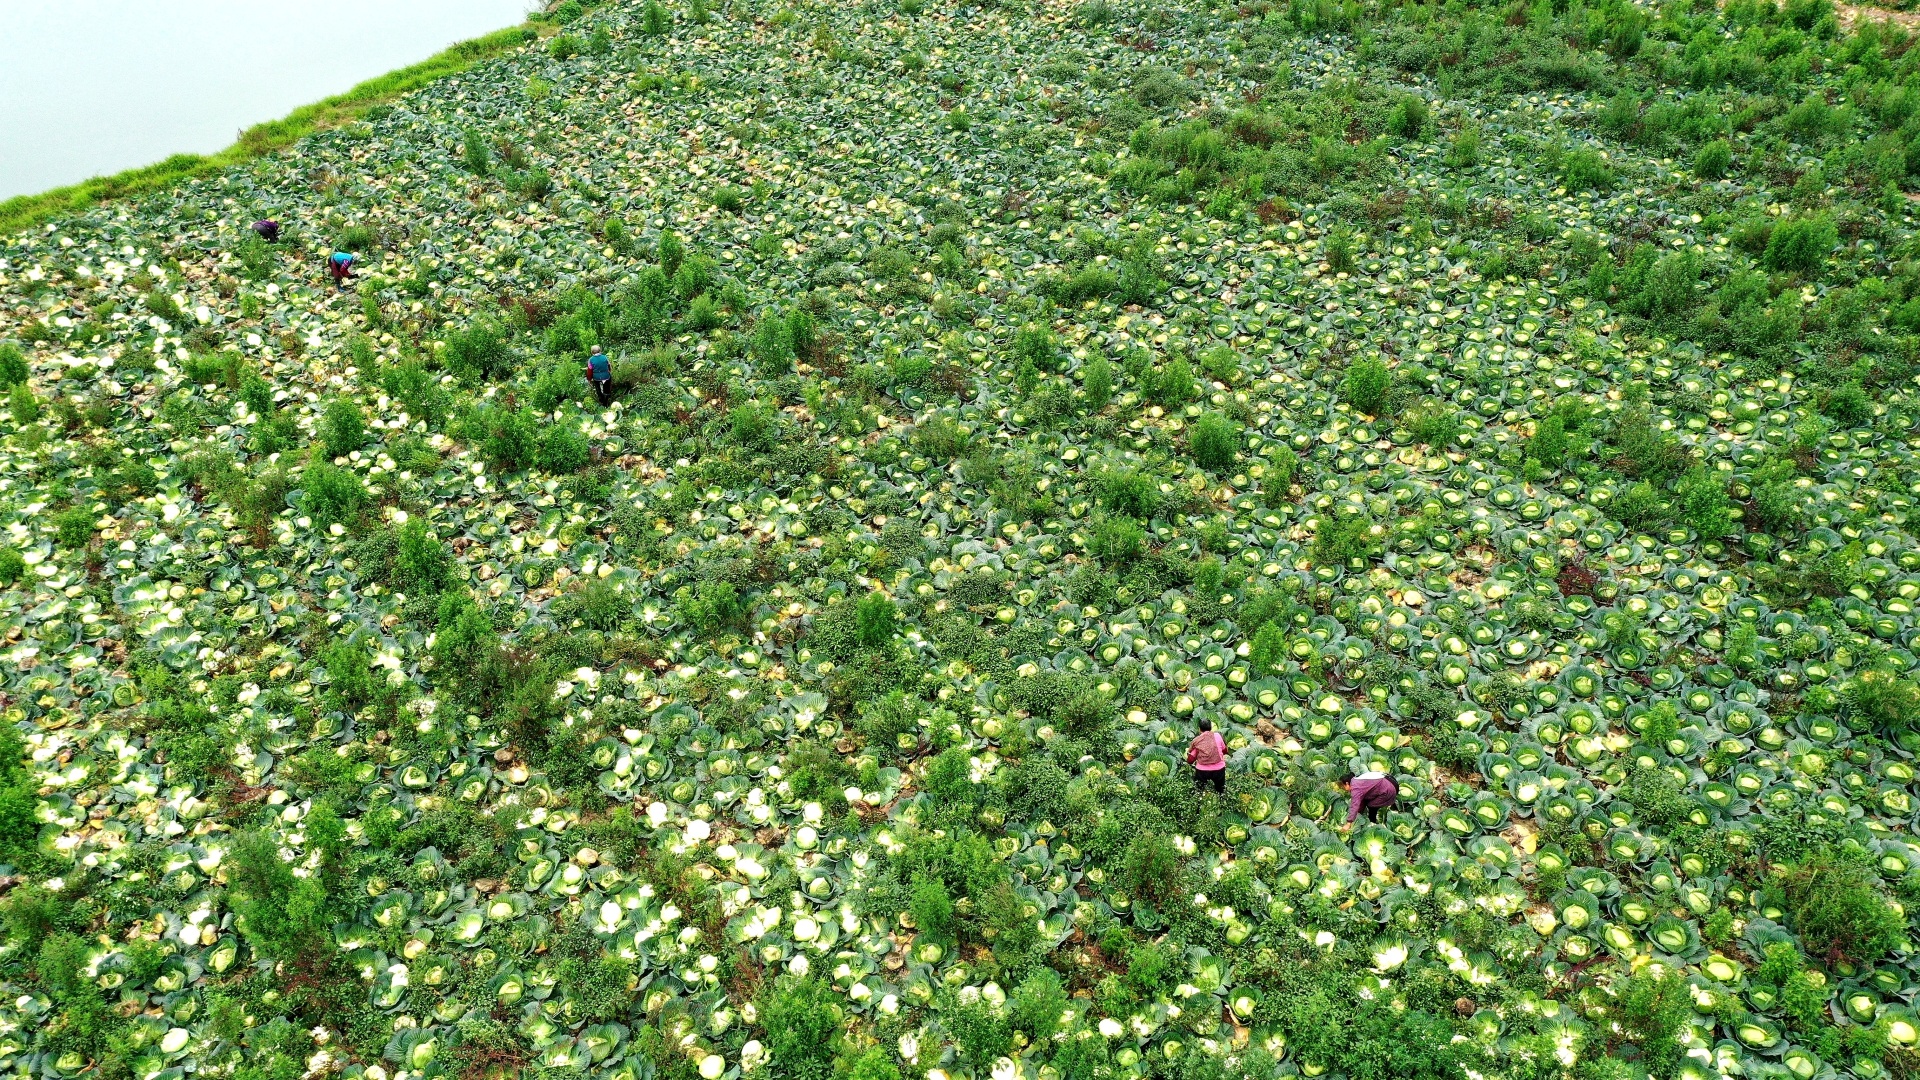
[[3, 0, 1920, 1079]]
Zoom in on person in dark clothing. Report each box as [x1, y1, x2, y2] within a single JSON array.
[[1185, 716, 1227, 794], [585, 351, 614, 405], [328, 251, 356, 290], [252, 219, 281, 243], [1344, 771, 1398, 826]]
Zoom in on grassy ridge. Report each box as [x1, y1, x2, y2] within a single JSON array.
[[0, 22, 541, 237]]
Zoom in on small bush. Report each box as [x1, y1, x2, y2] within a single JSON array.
[[761, 976, 841, 1080], [642, 1, 671, 35], [1326, 231, 1356, 274], [537, 425, 591, 473], [1446, 125, 1481, 168], [1778, 854, 1905, 962], [1675, 465, 1733, 537], [461, 129, 491, 175], [1389, 94, 1428, 139], [1190, 411, 1239, 472], [0, 548, 23, 586], [855, 592, 899, 648], [1341, 357, 1390, 415], [1846, 667, 1920, 735], [1313, 513, 1377, 566], [1562, 148, 1615, 191], [474, 406, 538, 471], [303, 463, 366, 529], [1823, 381, 1871, 425], [226, 831, 332, 964], [1763, 215, 1837, 276], [53, 506, 94, 549], [678, 580, 750, 636], [443, 320, 513, 382], [9, 384, 39, 426], [1144, 355, 1196, 405], [320, 398, 367, 458], [0, 345, 25, 388], [1083, 354, 1113, 411], [1090, 515, 1146, 566], [1694, 139, 1732, 179], [1097, 467, 1159, 519], [711, 184, 746, 213]]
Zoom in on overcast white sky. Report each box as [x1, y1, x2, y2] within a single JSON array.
[[0, 0, 536, 201]]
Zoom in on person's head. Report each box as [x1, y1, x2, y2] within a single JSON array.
[[1197, 717, 1212, 733]]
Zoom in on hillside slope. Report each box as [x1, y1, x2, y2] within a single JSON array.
[[3, 1, 1920, 1080]]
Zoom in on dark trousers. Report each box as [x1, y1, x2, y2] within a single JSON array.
[[591, 378, 613, 405], [1194, 767, 1225, 794]]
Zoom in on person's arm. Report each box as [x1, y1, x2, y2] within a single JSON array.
[[1345, 784, 1364, 824], [1185, 738, 1199, 764]]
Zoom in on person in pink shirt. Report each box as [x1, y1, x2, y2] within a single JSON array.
[[1345, 771, 1399, 826], [1186, 717, 1227, 794]]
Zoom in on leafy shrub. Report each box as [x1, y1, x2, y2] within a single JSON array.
[[537, 425, 591, 473], [1314, 513, 1377, 566], [9, 384, 40, 426], [226, 831, 331, 964], [854, 592, 899, 648], [1446, 125, 1481, 168], [711, 184, 746, 213], [1326, 231, 1356, 273], [302, 463, 366, 529], [381, 361, 447, 425], [1763, 215, 1837, 275], [443, 320, 513, 382], [679, 580, 750, 636], [1845, 667, 1920, 735], [1562, 148, 1614, 191], [1341, 357, 1390, 415], [0, 345, 25, 388], [1190, 411, 1239, 472], [1123, 354, 1183, 405], [642, 0, 670, 35], [320, 398, 366, 458], [1823, 381, 1871, 425], [1674, 465, 1733, 537], [1694, 138, 1732, 179], [52, 506, 93, 549], [1082, 354, 1113, 410], [0, 547, 22, 586], [472, 406, 537, 471], [461, 129, 491, 175], [1389, 94, 1428, 139], [1778, 854, 1905, 962], [392, 518, 452, 594], [760, 976, 841, 1080], [1097, 467, 1159, 519], [1090, 515, 1146, 566]]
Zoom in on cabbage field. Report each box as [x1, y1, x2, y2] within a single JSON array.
[[6, 0, 1920, 1079]]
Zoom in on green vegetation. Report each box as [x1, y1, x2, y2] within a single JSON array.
[[4, 0, 1920, 1079]]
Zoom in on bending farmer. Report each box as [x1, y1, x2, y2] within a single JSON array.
[[586, 350, 614, 405], [1186, 716, 1226, 794], [252, 219, 281, 243], [1345, 770, 1398, 825], [328, 251, 356, 290]]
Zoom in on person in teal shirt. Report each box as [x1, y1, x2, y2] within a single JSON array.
[[585, 351, 613, 405]]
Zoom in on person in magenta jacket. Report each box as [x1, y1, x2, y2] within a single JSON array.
[[1345, 771, 1399, 826], [1186, 716, 1226, 794]]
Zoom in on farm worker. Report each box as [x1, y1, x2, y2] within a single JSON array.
[[585, 350, 614, 405], [1185, 716, 1226, 794], [328, 250, 356, 290], [252, 219, 281, 243], [1345, 771, 1398, 826]]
